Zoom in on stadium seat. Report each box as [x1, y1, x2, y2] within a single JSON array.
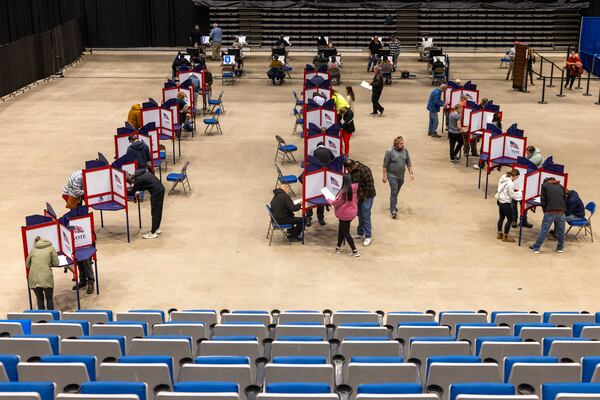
[[18, 356, 95, 394], [180, 356, 254, 396], [456, 325, 511, 350], [80, 381, 148, 400], [517, 324, 572, 343], [116, 311, 165, 334], [169, 311, 217, 338], [271, 339, 332, 361], [61, 337, 124, 367], [438, 312, 488, 335], [6, 312, 57, 323], [478, 341, 542, 380], [152, 323, 206, 354], [264, 363, 334, 388], [449, 383, 515, 400], [408, 339, 471, 378], [396, 324, 450, 350], [573, 324, 600, 340], [0, 382, 55, 400], [0, 355, 19, 382], [505, 356, 581, 395], [159, 394, 239, 400], [277, 311, 325, 325], [345, 359, 420, 397], [91, 323, 147, 348], [0, 336, 57, 361], [332, 312, 381, 327], [337, 339, 401, 362], [98, 356, 173, 400], [129, 338, 193, 377], [490, 312, 542, 332], [545, 338, 600, 361], [212, 324, 269, 342], [386, 312, 436, 336], [583, 357, 600, 382], [275, 325, 328, 340], [542, 383, 600, 400], [0, 320, 30, 336], [544, 313, 596, 328], [63, 311, 112, 325], [31, 321, 89, 338], [333, 326, 391, 341]]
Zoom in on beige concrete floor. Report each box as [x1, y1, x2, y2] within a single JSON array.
[[1, 51, 599, 315]]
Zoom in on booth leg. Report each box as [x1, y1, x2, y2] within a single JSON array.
[[178, 137, 182, 157], [301, 211, 305, 245], [126, 210, 130, 243], [584, 71, 592, 96], [27, 286, 33, 310], [172, 140, 176, 164], [100, 210, 104, 228], [94, 259, 100, 295], [158, 165, 162, 181], [137, 200, 142, 229], [465, 153, 469, 168], [478, 166, 482, 189], [76, 285, 81, 310], [485, 172, 489, 199], [518, 221, 524, 247]]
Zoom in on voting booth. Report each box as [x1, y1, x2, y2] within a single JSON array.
[[82, 164, 141, 243], [463, 101, 502, 167], [483, 129, 527, 199], [140, 104, 176, 164], [21, 216, 81, 309], [114, 126, 166, 180]]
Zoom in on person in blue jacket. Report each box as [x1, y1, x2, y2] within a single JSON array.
[[566, 190, 585, 222], [426, 83, 446, 137]]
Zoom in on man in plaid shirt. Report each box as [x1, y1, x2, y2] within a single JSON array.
[[389, 36, 401, 71], [345, 159, 376, 246]]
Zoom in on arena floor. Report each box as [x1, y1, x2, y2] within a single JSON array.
[[1, 50, 599, 315]]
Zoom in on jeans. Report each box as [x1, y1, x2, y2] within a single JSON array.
[[449, 132, 463, 160], [337, 219, 356, 250], [151, 189, 165, 233], [387, 174, 404, 214], [428, 111, 439, 135], [392, 54, 398, 69], [367, 55, 378, 71], [77, 258, 95, 284], [497, 201, 514, 235], [32, 287, 54, 310], [357, 197, 374, 238], [565, 214, 580, 222], [533, 213, 566, 251]]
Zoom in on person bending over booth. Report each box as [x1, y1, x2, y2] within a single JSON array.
[[530, 177, 567, 254], [26, 236, 59, 310], [62, 170, 84, 209], [270, 187, 303, 241], [495, 169, 522, 242], [526, 146, 543, 167], [306, 142, 335, 227], [127, 168, 166, 240]]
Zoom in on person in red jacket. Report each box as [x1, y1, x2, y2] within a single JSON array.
[[328, 174, 360, 257]]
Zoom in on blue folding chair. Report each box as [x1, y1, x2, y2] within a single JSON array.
[[222, 66, 235, 85], [566, 201, 595, 242], [293, 91, 304, 109], [208, 91, 225, 113], [500, 52, 511, 68], [266, 204, 293, 246], [203, 108, 223, 135], [166, 161, 192, 196], [292, 108, 304, 136], [274, 163, 298, 197], [275, 135, 297, 164]]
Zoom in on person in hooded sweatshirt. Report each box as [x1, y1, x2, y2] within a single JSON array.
[[328, 174, 360, 257], [126, 135, 152, 171], [526, 146, 543, 167], [495, 169, 523, 242], [530, 177, 567, 254], [270, 186, 303, 241], [26, 236, 59, 310], [565, 189, 585, 222], [127, 168, 165, 239]]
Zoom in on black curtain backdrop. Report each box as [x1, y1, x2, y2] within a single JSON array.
[[84, 0, 209, 48]]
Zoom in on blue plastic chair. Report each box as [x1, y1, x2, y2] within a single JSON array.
[[266, 204, 294, 246], [203, 107, 223, 135], [274, 163, 298, 197], [566, 201, 595, 242], [208, 91, 225, 113], [292, 108, 304, 136], [275, 135, 297, 164], [166, 161, 191, 196]]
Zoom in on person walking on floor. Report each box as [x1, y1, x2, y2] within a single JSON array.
[[382, 136, 414, 219], [209, 23, 223, 61], [26, 236, 59, 310], [328, 174, 360, 257], [447, 104, 464, 163], [426, 83, 446, 137], [530, 177, 568, 254], [527, 47, 536, 86], [367, 37, 382, 72], [190, 24, 203, 47], [345, 159, 376, 246], [371, 67, 385, 116], [495, 169, 522, 242], [127, 168, 166, 239]]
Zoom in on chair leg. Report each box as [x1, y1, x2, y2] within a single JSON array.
[[168, 180, 179, 195], [288, 184, 296, 197], [182, 180, 188, 196], [274, 149, 280, 162], [185, 177, 192, 192], [566, 225, 573, 235], [268, 225, 274, 246], [589, 223, 593, 243]]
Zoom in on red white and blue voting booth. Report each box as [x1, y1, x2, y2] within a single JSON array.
[[140, 104, 176, 164], [114, 127, 164, 179], [21, 215, 80, 308], [82, 164, 141, 243]]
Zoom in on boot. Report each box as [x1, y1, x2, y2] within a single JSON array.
[[520, 219, 533, 228], [496, 231, 503, 239], [305, 217, 312, 227], [87, 283, 95, 294], [502, 234, 516, 242], [72, 281, 87, 291]]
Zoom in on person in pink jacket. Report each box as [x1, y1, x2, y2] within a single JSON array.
[[328, 174, 360, 257]]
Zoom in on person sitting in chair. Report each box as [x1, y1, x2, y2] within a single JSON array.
[[306, 141, 335, 227], [270, 186, 303, 241], [380, 57, 393, 84], [268, 56, 286, 85]]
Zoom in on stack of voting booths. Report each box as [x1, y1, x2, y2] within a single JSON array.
[[301, 65, 345, 242]]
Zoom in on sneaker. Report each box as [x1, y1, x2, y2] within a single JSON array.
[[529, 245, 540, 254], [557, 248, 564, 253], [363, 237, 372, 246], [87, 283, 95, 294], [392, 212, 397, 219], [379, 108, 384, 116], [335, 247, 341, 255], [318, 218, 326, 226], [142, 232, 158, 239], [431, 134, 442, 138], [351, 250, 361, 257], [450, 159, 458, 164], [473, 164, 482, 170], [148, 229, 162, 235], [502, 234, 515, 243]]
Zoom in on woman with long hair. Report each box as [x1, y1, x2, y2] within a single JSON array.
[[345, 86, 355, 109], [495, 169, 522, 242], [328, 174, 360, 256]]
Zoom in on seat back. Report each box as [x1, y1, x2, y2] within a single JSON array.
[[274, 163, 284, 178], [457, 327, 511, 351], [278, 312, 325, 325], [387, 313, 436, 335], [169, 311, 216, 338], [80, 381, 147, 400], [159, 394, 239, 400], [91, 324, 146, 348], [129, 338, 192, 377], [61, 339, 123, 368], [397, 326, 450, 348], [439, 313, 488, 335], [519, 327, 572, 343], [426, 363, 501, 400], [547, 314, 595, 328], [345, 362, 420, 387], [333, 312, 380, 326], [264, 364, 334, 388], [0, 382, 54, 400], [180, 162, 190, 177], [63, 312, 110, 325], [271, 341, 331, 361], [179, 364, 252, 397], [7, 313, 55, 323], [152, 323, 205, 354], [508, 362, 581, 395], [58, 395, 139, 400], [275, 326, 327, 340], [199, 340, 261, 363], [31, 323, 86, 339], [338, 340, 401, 361], [492, 313, 542, 333], [0, 321, 27, 337], [548, 341, 600, 362], [275, 135, 286, 146], [116, 312, 164, 334], [98, 363, 172, 400], [409, 341, 471, 377], [0, 337, 54, 362], [334, 327, 390, 341], [213, 324, 268, 342], [586, 202, 596, 217], [18, 362, 91, 394], [479, 342, 542, 380]]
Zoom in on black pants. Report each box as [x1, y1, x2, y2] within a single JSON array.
[[512, 201, 528, 223], [565, 76, 576, 89], [497, 201, 514, 234], [527, 67, 534, 84], [462, 133, 478, 156], [77, 258, 95, 284], [337, 220, 356, 251], [306, 206, 324, 220], [151, 190, 165, 233], [32, 287, 54, 310], [285, 216, 304, 237], [449, 133, 463, 160], [372, 91, 384, 113]]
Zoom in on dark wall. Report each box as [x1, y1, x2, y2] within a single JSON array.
[[84, 0, 209, 48], [582, 1, 600, 16], [0, 0, 85, 45]]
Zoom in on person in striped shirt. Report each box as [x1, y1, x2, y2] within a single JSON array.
[[389, 36, 401, 71]]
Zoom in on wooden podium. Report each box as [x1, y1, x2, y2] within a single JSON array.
[[512, 43, 529, 91]]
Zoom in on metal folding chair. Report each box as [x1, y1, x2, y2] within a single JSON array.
[[566, 201, 595, 242], [274, 135, 297, 164], [166, 161, 192, 195], [203, 108, 223, 135], [274, 163, 298, 197], [265, 204, 293, 246]]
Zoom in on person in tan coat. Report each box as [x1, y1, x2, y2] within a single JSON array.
[[127, 104, 142, 129], [26, 236, 59, 310]]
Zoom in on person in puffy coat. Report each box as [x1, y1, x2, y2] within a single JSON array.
[[26, 236, 59, 310], [495, 169, 523, 242], [328, 174, 360, 257]]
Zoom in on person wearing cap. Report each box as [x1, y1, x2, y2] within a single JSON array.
[[209, 23, 223, 61], [530, 177, 567, 254], [127, 169, 166, 239]]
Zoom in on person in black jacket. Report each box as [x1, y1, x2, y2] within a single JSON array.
[[317, 36, 328, 47], [339, 107, 355, 155], [270, 187, 303, 240], [530, 177, 567, 254], [190, 25, 203, 47], [566, 190, 585, 222], [367, 37, 382, 72], [371, 67, 385, 115], [126, 135, 152, 171], [127, 169, 166, 239], [306, 142, 335, 227]]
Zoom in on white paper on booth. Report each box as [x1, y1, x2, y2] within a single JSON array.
[[293, 198, 302, 205], [326, 171, 343, 195], [60, 224, 74, 257], [325, 136, 341, 158], [361, 81, 372, 91], [305, 171, 325, 199], [283, 36, 290, 44], [69, 217, 93, 248], [58, 255, 69, 267], [504, 137, 524, 159], [321, 187, 335, 201]]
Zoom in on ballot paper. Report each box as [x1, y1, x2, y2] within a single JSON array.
[[321, 187, 335, 201], [361, 80, 372, 91], [58, 255, 70, 266], [324, 36, 329, 43], [238, 36, 247, 45], [283, 36, 290, 45], [293, 198, 302, 205]]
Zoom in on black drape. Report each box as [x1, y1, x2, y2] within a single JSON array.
[[84, 0, 209, 48]]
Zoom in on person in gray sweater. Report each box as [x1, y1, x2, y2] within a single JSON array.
[[382, 136, 414, 219], [530, 177, 567, 254]]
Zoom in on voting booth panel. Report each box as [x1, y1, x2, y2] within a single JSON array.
[[115, 133, 159, 171], [511, 164, 530, 192], [163, 85, 196, 109], [306, 135, 342, 159], [302, 169, 344, 209], [140, 108, 175, 140], [522, 170, 569, 213], [304, 70, 329, 83], [177, 72, 204, 97], [82, 166, 128, 211], [488, 135, 527, 169]]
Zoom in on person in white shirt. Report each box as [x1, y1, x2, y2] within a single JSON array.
[[506, 45, 516, 80], [495, 169, 522, 242]]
